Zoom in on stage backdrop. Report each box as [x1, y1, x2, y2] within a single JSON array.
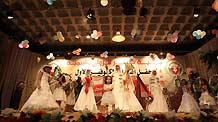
[[49, 56, 186, 95]]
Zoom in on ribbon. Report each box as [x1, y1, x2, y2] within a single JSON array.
[[85, 77, 92, 94]]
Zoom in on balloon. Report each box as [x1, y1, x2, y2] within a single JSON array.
[[37, 57, 41, 63], [46, 53, 55, 60], [97, 31, 102, 37], [47, 0, 55, 5], [196, 35, 201, 40], [131, 29, 136, 36], [136, 30, 141, 35], [212, 0, 218, 12], [192, 31, 197, 36], [58, 37, 65, 42], [18, 43, 23, 48], [72, 48, 81, 55], [212, 29, 218, 34]]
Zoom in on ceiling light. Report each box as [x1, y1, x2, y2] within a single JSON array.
[[6, 11, 13, 19], [112, 31, 125, 42], [193, 8, 200, 17], [100, 0, 108, 6]]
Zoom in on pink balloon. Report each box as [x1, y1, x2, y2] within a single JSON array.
[[97, 31, 102, 37], [212, 0, 218, 12]]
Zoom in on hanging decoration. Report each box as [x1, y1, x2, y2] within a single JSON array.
[[131, 29, 137, 38], [72, 48, 81, 55], [167, 31, 179, 43], [37, 57, 41, 63], [46, 53, 55, 60], [18, 40, 29, 48], [212, 29, 218, 38], [166, 53, 175, 60], [212, 0, 218, 12], [100, 51, 108, 58], [45, 0, 56, 5], [91, 30, 102, 40], [192, 30, 206, 40], [75, 34, 81, 39], [53, 31, 65, 42]]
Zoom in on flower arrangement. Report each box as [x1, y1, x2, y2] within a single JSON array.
[[0, 108, 218, 122]]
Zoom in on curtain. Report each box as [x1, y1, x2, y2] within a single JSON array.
[[184, 38, 218, 79], [0, 33, 47, 109]]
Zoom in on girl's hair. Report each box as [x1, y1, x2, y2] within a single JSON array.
[[104, 76, 112, 84]]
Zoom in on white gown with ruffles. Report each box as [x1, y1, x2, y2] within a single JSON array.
[[21, 71, 59, 112], [101, 84, 115, 105], [112, 71, 125, 110], [178, 88, 200, 115], [148, 75, 169, 113], [122, 73, 143, 112]]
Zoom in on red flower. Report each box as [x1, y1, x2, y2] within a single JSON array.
[[33, 110, 47, 115]]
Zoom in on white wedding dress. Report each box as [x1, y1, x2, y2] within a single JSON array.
[[21, 70, 60, 112], [122, 73, 143, 112], [178, 88, 200, 115], [148, 75, 169, 113], [112, 71, 125, 110], [73, 76, 98, 113]]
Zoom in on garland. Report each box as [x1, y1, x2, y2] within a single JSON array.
[[1, 109, 218, 122]]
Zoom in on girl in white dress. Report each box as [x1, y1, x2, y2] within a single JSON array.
[[199, 84, 216, 106], [21, 65, 60, 112], [122, 63, 143, 112], [178, 80, 200, 115], [148, 70, 169, 113], [53, 74, 67, 111], [112, 65, 125, 110], [73, 69, 98, 113], [101, 76, 115, 113]]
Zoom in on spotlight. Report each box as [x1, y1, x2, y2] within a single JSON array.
[[86, 9, 95, 20], [140, 6, 148, 17], [193, 8, 200, 17], [6, 11, 13, 19]]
